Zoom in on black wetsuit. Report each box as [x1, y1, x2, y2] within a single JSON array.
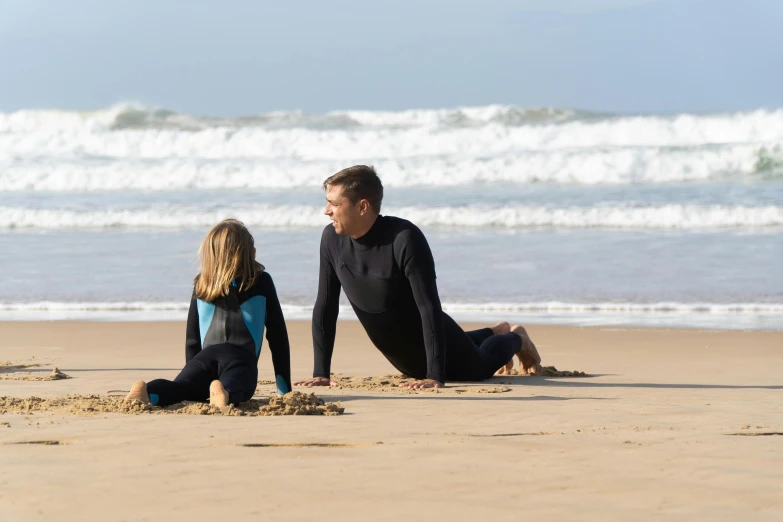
[[312, 215, 521, 383], [147, 272, 291, 406]]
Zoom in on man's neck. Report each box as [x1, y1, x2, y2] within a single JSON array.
[[350, 214, 380, 240]]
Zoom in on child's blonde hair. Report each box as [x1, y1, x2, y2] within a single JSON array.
[[193, 219, 264, 302]]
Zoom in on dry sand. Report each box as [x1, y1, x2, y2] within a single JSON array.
[[0, 320, 781, 521], [1, 361, 70, 381]]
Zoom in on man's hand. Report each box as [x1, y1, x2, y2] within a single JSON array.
[[398, 379, 443, 390], [294, 376, 337, 387]]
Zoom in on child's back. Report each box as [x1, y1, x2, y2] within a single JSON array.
[[125, 219, 291, 408], [187, 270, 291, 395]]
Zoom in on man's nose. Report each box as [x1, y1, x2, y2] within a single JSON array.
[[324, 204, 332, 215]]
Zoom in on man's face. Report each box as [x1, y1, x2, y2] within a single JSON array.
[[324, 185, 361, 236]]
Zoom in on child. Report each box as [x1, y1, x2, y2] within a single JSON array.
[[125, 219, 292, 408]]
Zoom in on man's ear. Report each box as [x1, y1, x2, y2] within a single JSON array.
[[359, 199, 369, 215]]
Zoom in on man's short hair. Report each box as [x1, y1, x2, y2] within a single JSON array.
[[323, 165, 384, 213]]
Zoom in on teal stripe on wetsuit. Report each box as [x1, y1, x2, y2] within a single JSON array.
[[240, 296, 288, 394], [239, 295, 266, 356], [196, 299, 216, 347], [194, 295, 289, 395]]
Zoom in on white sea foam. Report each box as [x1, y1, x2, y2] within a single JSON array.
[[2, 300, 781, 328], [2, 204, 782, 230], [1, 143, 777, 191], [3, 301, 781, 313], [1, 105, 782, 191], [440, 302, 783, 314]]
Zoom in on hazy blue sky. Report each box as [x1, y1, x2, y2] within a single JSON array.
[[1, 0, 781, 114]]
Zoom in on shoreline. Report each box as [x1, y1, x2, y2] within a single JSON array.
[[2, 312, 782, 331], [1, 318, 781, 331]]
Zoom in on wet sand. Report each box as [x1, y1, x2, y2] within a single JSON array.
[[1, 321, 782, 521]]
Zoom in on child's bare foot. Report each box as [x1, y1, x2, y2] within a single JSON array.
[[511, 325, 542, 375], [491, 321, 511, 335], [209, 380, 229, 408], [124, 381, 150, 404]]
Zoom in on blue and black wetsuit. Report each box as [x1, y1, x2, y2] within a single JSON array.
[[312, 215, 521, 384], [147, 271, 291, 407]]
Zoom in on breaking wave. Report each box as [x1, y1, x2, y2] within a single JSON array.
[[2, 204, 782, 230], [2, 300, 781, 326], [1, 104, 782, 190]]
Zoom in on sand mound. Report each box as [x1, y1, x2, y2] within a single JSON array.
[[454, 387, 512, 394], [328, 374, 442, 393], [0, 362, 71, 381], [272, 375, 510, 394], [501, 366, 588, 377], [255, 368, 587, 396], [0, 391, 344, 417]]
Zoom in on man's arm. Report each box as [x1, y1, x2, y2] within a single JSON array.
[[184, 297, 201, 362], [262, 273, 293, 394], [297, 229, 341, 386], [397, 227, 446, 387]]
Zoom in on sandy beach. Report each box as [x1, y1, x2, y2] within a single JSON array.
[[1, 320, 781, 521]]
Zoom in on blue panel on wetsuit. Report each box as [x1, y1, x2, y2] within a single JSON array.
[[196, 299, 216, 348], [149, 393, 159, 406], [239, 295, 266, 356], [275, 375, 289, 395]]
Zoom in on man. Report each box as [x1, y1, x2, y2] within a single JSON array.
[[296, 166, 541, 390]]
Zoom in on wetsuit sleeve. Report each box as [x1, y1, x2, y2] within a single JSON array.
[[397, 228, 446, 384], [263, 274, 293, 394], [312, 228, 342, 378], [184, 296, 201, 363]]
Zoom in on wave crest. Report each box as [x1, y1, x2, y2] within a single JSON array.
[[2, 104, 782, 190], [1, 144, 780, 191], [2, 204, 781, 230]]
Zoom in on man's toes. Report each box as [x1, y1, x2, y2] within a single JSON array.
[[516, 345, 542, 375], [520, 360, 543, 375], [495, 360, 514, 375]]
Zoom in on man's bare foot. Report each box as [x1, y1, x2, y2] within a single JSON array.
[[495, 359, 514, 375], [490, 322, 513, 374], [124, 380, 150, 404], [491, 321, 511, 335], [511, 325, 542, 375], [209, 380, 230, 408]]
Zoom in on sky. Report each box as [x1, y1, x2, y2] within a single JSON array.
[[0, 0, 781, 115]]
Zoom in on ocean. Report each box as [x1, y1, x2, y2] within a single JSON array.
[[1, 104, 781, 328]]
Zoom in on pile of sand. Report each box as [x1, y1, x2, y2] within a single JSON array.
[[0, 391, 344, 417], [0, 362, 71, 381], [498, 366, 588, 377], [277, 374, 512, 394], [327, 374, 443, 393], [454, 387, 512, 394]]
